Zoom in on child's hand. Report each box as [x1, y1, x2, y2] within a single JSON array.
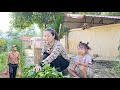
[[70, 67, 74, 71], [76, 60, 80, 65], [71, 67, 75, 71]]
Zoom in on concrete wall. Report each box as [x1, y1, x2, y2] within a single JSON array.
[[60, 23, 120, 57]]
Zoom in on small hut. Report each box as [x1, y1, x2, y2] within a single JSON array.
[[61, 14, 120, 60]]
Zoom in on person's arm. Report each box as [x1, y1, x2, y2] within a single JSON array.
[[79, 55, 92, 67], [72, 63, 77, 70], [80, 63, 88, 67], [42, 45, 61, 64], [71, 55, 79, 70], [18, 52, 20, 67], [41, 42, 47, 55]]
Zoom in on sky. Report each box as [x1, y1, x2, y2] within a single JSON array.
[[0, 12, 10, 32], [0, 12, 41, 37]]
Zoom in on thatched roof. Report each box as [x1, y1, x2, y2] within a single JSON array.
[[62, 14, 120, 30]]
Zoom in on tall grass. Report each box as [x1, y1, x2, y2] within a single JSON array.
[[111, 44, 120, 76], [0, 52, 8, 72]]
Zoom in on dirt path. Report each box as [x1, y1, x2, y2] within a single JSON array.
[[0, 72, 9, 78], [24, 49, 34, 66], [1, 51, 119, 78], [0, 49, 34, 78], [92, 61, 120, 78]]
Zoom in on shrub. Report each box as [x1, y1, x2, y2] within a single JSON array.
[[110, 43, 120, 76], [20, 64, 70, 78], [0, 52, 8, 72]]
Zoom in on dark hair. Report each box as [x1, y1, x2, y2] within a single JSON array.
[[12, 45, 17, 48], [45, 28, 59, 40], [78, 41, 91, 50]]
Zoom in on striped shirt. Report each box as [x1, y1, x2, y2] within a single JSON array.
[[42, 40, 70, 64]]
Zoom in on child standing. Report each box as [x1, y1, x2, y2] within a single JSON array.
[[68, 41, 93, 78]]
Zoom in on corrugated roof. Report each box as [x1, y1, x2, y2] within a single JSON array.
[[65, 14, 120, 19]]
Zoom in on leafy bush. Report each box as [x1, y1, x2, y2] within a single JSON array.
[[111, 43, 120, 76], [20, 64, 70, 78], [0, 52, 8, 72], [111, 63, 120, 76]]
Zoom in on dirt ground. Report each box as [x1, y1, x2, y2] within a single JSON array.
[[0, 49, 119, 78]]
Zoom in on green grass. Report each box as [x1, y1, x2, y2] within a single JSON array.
[[111, 62, 120, 76], [0, 52, 8, 72]]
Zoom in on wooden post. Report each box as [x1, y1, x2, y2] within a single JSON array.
[[34, 48, 43, 64]]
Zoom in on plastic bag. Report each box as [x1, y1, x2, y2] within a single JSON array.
[[4, 68, 8, 75], [17, 67, 22, 76]]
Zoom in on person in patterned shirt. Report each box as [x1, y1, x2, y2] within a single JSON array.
[[35, 28, 70, 72]]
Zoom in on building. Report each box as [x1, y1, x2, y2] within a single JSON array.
[[61, 14, 120, 60], [20, 36, 31, 49]]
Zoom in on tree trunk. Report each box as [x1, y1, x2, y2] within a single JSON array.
[[65, 31, 69, 53], [34, 48, 43, 64]]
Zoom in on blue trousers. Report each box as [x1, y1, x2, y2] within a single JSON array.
[[9, 63, 18, 78]]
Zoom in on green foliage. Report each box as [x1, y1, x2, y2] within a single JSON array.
[[100, 12, 120, 16], [10, 12, 64, 30], [73, 12, 120, 16], [10, 12, 34, 30], [118, 44, 120, 51], [50, 13, 69, 39], [0, 39, 6, 47], [52, 14, 63, 33], [0, 39, 7, 53], [111, 63, 120, 76], [10, 12, 66, 40], [58, 27, 69, 39], [21, 64, 70, 78], [10, 12, 120, 31], [111, 43, 120, 76], [0, 52, 8, 72]]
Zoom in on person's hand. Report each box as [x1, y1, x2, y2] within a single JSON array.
[[69, 67, 74, 71], [76, 60, 80, 65], [71, 67, 75, 71], [35, 65, 41, 72]]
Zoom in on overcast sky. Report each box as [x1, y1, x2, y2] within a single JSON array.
[[0, 12, 10, 32]]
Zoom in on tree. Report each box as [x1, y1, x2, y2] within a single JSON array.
[[10, 12, 34, 30], [100, 12, 120, 16], [49, 13, 68, 40], [0, 39, 6, 47], [0, 39, 6, 53], [10, 12, 64, 30], [10, 12, 65, 39], [78, 12, 120, 16]]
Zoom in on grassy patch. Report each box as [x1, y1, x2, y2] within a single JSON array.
[[110, 62, 120, 76], [0, 52, 8, 72]]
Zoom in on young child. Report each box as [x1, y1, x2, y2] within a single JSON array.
[[68, 41, 93, 78]]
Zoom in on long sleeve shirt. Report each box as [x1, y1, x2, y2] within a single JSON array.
[[42, 40, 70, 64]]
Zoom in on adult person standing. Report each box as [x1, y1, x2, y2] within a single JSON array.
[[5, 45, 20, 78]]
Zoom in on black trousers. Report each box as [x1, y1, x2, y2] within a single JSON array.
[[40, 52, 69, 72], [9, 63, 18, 78]]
